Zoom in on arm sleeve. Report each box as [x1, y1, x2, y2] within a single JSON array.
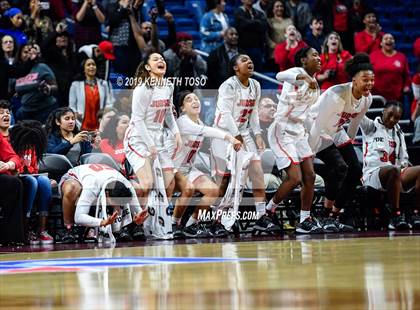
[[217, 82, 240, 136], [47, 136, 73, 154], [347, 95, 372, 139], [249, 83, 262, 135], [107, 3, 128, 27], [194, 55, 207, 76], [200, 17, 222, 42], [276, 67, 303, 85], [399, 130, 409, 167], [178, 117, 226, 140], [74, 188, 102, 227], [132, 85, 155, 147], [164, 88, 180, 135], [359, 116, 376, 136], [234, 8, 260, 31], [402, 56, 411, 90], [68, 82, 77, 112], [0, 137, 21, 170]]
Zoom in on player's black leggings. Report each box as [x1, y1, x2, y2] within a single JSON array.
[[315, 143, 362, 209]]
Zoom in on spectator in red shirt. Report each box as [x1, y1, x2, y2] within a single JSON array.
[[354, 10, 383, 54], [274, 24, 307, 71], [99, 112, 130, 168], [316, 31, 352, 90], [370, 33, 411, 102]]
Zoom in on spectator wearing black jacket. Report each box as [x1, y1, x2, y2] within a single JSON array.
[[234, 0, 268, 71]]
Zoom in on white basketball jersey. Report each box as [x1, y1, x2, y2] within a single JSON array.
[[275, 67, 320, 137], [214, 76, 262, 136], [360, 116, 409, 174]]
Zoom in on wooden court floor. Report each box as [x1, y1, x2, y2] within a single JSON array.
[[1, 234, 420, 309]]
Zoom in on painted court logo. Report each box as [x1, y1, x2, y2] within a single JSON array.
[[0, 256, 259, 274]]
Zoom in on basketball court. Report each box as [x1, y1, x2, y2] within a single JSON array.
[[1, 232, 420, 309]]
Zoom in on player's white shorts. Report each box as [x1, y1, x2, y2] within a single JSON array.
[[58, 172, 81, 197], [268, 123, 313, 170], [210, 133, 260, 177], [124, 128, 174, 173], [362, 166, 411, 192], [178, 166, 206, 184]]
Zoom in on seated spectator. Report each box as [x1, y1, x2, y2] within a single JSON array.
[[69, 58, 114, 131], [72, 0, 105, 48], [316, 31, 352, 90], [0, 99, 11, 138], [0, 133, 24, 245], [304, 16, 325, 54], [99, 112, 130, 168], [360, 101, 420, 230], [234, 0, 268, 71], [78, 40, 115, 81], [0, 7, 27, 46], [370, 33, 410, 102], [285, 0, 311, 35], [266, 0, 293, 61], [354, 10, 383, 54], [312, 0, 353, 52], [9, 120, 54, 244], [164, 33, 207, 96], [98, 107, 118, 132], [200, 0, 229, 54], [274, 24, 307, 71], [41, 25, 77, 107], [46, 107, 95, 166], [206, 27, 245, 90], [1, 34, 16, 64], [23, 0, 54, 44], [14, 43, 58, 123]]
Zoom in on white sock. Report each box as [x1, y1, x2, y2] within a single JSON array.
[[186, 216, 198, 227], [266, 199, 279, 212], [172, 217, 181, 225], [255, 202, 266, 219], [300, 210, 311, 223]]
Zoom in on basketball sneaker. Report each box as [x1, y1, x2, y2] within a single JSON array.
[[319, 214, 339, 233], [253, 214, 282, 234], [296, 217, 324, 234], [183, 223, 210, 238], [132, 224, 146, 241], [209, 222, 229, 238], [61, 226, 78, 244], [410, 210, 420, 230], [27, 231, 40, 245], [39, 231, 54, 244], [389, 212, 409, 231], [172, 223, 185, 239]]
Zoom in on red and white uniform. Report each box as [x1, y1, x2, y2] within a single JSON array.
[[169, 114, 227, 183], [360, 116, 409, 191], [268, 67, 320, 169], [59, 164, 141, 227], [308, 82, 372, 153], [211, 76, 262, 176], [124, 83, 179, 172]]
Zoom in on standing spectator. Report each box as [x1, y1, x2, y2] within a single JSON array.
[[0, 7, 27, 46], [349, 0, 372, 33], [200, 0, 229, 54], [78, 40, 116, 81], [9, 120, 54, 244], [354, 10, 383, 54], [0, 133, 24, 245], [285, 0, 311, 35], [69, 58, 114, 131], [304, 16, 325, 54], [72, 0, 105, 48], [42, 26, 77, 107], [266, 0, 293, 61], [234, 0, 268, 71], [1, 34, 16, 64], [312, 0, 353, 52], [316, 31, 352, 90], [46, 107, 95, 166], [253, 0, 270, 15], [164, 32, 207, 96], [23, 0, 54, 44], [370, 33, 410, 102], [48, 0, 72, 21], [14, 43, 58, 123], [107, 0, 145, 77], [99, 112, 130, 168], [274, 24, 307, 71], [206, 27, 244, 90], [411, 39, 420, 144]]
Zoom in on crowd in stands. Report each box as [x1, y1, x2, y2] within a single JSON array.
[[0, 0, 419, 245]]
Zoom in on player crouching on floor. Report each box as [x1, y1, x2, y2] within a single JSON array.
[[360, 101, 420, 230]]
